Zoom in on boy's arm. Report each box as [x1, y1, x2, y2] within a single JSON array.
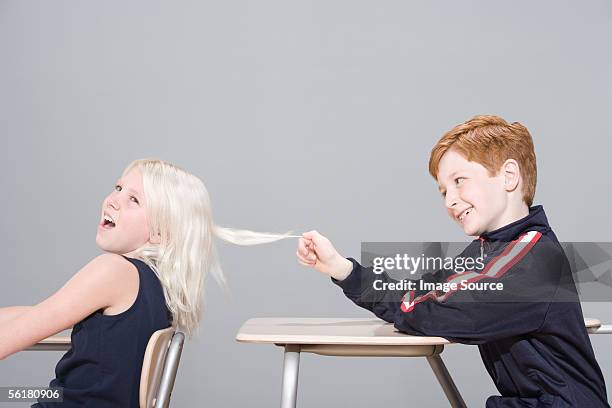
[[297, 230, 457, 322], [331, 256, 458, 325], [332, 231, 563, 345]]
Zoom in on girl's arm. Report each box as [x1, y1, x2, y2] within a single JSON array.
[[0, 253, 135, 360], [0, 306, 33, 326]]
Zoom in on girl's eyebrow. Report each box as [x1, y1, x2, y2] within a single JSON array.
[[126, 187, 142, 197]]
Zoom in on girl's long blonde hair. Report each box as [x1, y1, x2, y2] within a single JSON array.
[[123, 159, 290, 338]]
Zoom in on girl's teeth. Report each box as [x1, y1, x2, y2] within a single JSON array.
[[102, 215, 116, 228]]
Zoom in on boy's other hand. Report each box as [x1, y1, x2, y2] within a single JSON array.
[[296, 230, 353, 281]]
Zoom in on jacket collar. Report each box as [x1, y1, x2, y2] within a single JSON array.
[[478, 205, 550, 242]]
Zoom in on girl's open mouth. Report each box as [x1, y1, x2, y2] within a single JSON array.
[[101, 215, 116, 229]]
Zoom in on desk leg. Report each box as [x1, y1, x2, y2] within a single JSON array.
[[426, 355, 467, 408], [280, 344, 300, 408]]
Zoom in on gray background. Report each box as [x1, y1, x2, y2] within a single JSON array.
[[1, 0, 611, 406]]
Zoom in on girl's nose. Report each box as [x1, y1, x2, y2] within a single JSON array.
[[107, 198, 119, 210]]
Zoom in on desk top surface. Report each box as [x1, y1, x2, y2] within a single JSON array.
[[38, 335, 71, 345], [236, 317, 603, 346], [34, 318, 602, 348], [236, 318, 451, 346]]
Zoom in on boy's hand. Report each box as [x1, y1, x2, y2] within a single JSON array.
[[296, 230, 353, 281]]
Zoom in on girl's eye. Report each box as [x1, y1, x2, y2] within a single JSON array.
[[455, 177, 465, 185], [130, 196, 140, 204]]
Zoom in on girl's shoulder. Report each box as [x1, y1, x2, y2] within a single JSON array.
[[89, 254, 140, 316], [92, 252, 133, 267], [84, 253, 139, 286]]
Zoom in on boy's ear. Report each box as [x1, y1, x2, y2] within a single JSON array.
[[502, 159, 521, 192]]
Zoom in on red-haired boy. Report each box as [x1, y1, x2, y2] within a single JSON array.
[[298, 115, 609, 407]]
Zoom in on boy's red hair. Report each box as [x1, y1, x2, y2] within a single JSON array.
[[429, 115, 537, 207]]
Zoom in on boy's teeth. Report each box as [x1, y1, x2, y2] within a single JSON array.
[[459, 207, 473, 221]]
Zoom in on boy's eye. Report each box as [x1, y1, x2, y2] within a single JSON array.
[[114, 185, 122, 192], [130, 196, 140, 204], [455, 177, 465, 185]]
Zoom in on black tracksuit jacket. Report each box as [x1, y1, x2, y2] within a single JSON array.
[[332, 205, 609, 407]]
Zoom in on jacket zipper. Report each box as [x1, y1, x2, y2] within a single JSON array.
[[478, 236, 486, 259]]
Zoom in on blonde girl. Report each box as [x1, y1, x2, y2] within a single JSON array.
[[0, 159, 288, 407]]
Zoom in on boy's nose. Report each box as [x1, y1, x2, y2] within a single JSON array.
[[445, 193, 458, 209]]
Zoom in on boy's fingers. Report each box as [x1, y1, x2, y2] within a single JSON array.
[[302, 230, 314, 238], [296, 252, 315, 267], [295, 251, 317, 266], [297, 259, 315, 267], [296, 250, 314, 264], [299, 236, 312, 243], [297, 238, 309, 255], [299, 243, 319, 260], [302, 230, 321, 242]]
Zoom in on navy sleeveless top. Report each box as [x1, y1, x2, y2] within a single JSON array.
[[32, 256, 172, 408]]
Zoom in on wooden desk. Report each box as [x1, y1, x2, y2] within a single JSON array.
[[237, 317, 610, 408], [26, 335, 71, 351], [236, 318, 464, 408], [585, 318, 612, 334]]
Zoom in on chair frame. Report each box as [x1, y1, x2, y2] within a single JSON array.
[[27, 329, 185, 408], [151, 330, 185, 408]]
